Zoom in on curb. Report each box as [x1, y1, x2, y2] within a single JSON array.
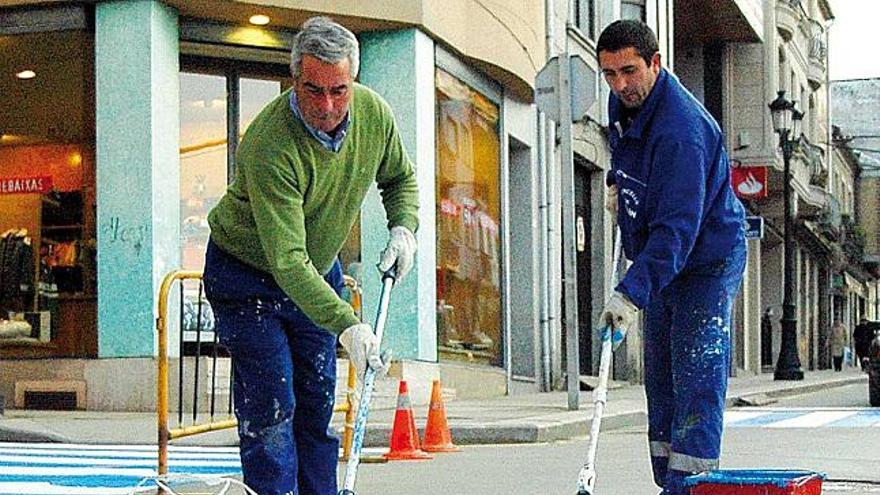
[[0, 423, 69, 443], [359, 409, 648, 447], [0, 375, 864, 446], [726, 375, 867, 407]]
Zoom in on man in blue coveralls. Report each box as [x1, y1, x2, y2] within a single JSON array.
[[597, 20, 747, 495]]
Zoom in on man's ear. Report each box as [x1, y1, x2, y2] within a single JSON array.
[[651, 52, 661, 71]]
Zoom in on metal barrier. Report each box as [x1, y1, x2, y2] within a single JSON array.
[[156, 270, 361, 475]]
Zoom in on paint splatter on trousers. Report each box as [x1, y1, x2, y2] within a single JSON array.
[[644, 245, 747, 495], [204, 240, 342, 495]]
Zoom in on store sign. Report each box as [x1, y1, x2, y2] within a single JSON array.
[[0, 175, 52, 195], [731, 166, 768, 199]]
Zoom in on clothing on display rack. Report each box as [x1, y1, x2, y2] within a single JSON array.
[[0, 229, 35, 314]]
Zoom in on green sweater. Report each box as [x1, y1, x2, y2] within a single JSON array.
[[208, 83, 419, 333]]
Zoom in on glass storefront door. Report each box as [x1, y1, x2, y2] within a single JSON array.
[[179, 58, 294, 271]]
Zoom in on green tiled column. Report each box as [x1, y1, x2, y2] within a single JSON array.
[[95, 1, 179, 357], [359, 29, 437, 361]]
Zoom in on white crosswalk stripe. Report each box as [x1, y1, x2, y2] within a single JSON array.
[[725, 408, 880, 428], [0, 442, 241, 495], [0, 442, 388, 494]]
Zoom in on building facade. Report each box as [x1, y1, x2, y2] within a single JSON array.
[[0, 0, 546, 409], [4, 0, 876, 412], [831, 78, 880, 324], [718, 0, 878, 374]]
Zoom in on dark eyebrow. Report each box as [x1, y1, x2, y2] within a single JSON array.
[[302, 82, 349, 93], [603, 64, 637, 75]]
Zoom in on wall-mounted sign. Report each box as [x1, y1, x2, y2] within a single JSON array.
[[0, 175, 52, 195], [731, 166, 768, 199], [744, 216, 764, 240]]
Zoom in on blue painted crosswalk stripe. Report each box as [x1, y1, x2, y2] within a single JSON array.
[[725, 408, 880, 428]]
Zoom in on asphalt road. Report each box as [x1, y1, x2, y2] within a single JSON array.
[[342, 382, 880, 495]]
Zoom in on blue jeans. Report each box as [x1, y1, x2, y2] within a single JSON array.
[[204, 240, 341, 495], [643, 245, 747, 495]]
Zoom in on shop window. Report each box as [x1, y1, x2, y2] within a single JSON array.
[[0, 28, 95, 356], [435, 68, 502, 366]]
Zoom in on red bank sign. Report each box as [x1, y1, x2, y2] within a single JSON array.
[[0, 175, 53, 195], [731, 166, 768, 199]]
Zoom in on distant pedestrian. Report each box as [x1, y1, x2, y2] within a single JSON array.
[[854, 318, 873, 369], [830, 320, 846, 371], [597, 19, 746, 495]]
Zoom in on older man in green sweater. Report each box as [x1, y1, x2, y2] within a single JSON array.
[[203, 16, 418, 495]]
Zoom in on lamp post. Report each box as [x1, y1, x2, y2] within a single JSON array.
[[769, 90, 804, 380]]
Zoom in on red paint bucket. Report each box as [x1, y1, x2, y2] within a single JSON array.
[[685, 469, 824, 495]]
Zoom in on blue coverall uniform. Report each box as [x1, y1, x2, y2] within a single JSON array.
[[204, 241, 343, 495], [607, 68, 747, 494]]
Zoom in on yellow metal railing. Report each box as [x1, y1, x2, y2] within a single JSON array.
[[156, 270, 361, 475]]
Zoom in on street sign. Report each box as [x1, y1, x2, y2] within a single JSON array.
[[744, 216, 764, 239], [535, 54, 597, 122], [535, 57, 560, 121], [569, 54, 596, 122]]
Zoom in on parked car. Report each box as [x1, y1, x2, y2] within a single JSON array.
[[868, 326, 880, 407]]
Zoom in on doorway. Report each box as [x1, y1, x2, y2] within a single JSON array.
[[574, 159, 594, 374]]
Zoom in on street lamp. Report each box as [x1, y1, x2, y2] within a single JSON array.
[[769, 90, 805, 380]]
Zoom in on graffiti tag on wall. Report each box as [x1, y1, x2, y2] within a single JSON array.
[[102, 216, 148, 256]]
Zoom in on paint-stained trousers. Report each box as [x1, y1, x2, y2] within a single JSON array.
[[204, 240, 341, 495], [643, 245, 746, 495]]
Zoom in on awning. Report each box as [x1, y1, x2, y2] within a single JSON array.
[[674, 0, 763, 44], [844, 272, 866, 297]]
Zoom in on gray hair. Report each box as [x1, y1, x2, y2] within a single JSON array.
[[290, 16, 360, 79]]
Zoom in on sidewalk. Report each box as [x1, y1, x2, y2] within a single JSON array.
[[0, 369, 867, 447]]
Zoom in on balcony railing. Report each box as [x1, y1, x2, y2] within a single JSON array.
[[776, 0, 802, 41], [807, 19, 826, 88], [816, 193, 841, 238]]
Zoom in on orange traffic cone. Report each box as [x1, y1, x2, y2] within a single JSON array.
[[383, 380, 433, 460], [422, 380, 460, 452]]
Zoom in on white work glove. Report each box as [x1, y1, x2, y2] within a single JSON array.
[[377, 226, 417, 284], [605, 184, 618, 216], [339, 323, 390, 377], [339, 323, 392, 405], [600, 291, 639, 351]]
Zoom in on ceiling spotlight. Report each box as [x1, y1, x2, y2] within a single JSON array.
[[16, 70, 36, 80], [249, 14, 270, 26]]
